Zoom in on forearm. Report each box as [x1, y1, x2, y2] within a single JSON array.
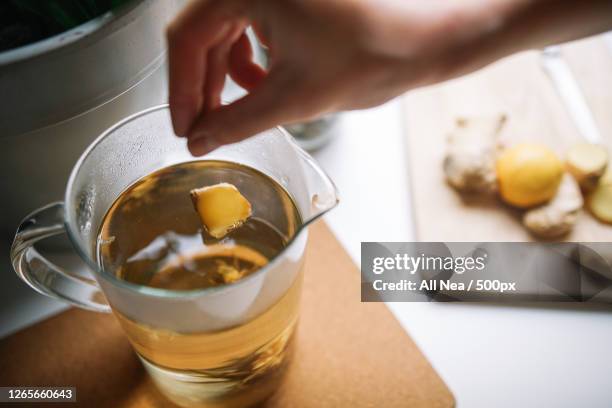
[[496, 0, 612, 53], [392, 0, 612, 86], [464, 0, 612, 73]]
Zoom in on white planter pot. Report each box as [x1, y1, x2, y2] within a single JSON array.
[[0, 0, 180, 237]]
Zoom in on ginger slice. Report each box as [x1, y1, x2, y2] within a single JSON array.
[[566, 143, 608, 191], [190, 183, 252, 238], [523, 173, 583, 238], [587, 167, 612, 224]]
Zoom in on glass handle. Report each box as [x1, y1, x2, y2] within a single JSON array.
[[10, 202, 110, 313]]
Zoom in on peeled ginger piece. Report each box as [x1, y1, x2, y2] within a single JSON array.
[[587, 167, 612, 224], [566, 143, 608, 190], [190, 183, 252, 238]]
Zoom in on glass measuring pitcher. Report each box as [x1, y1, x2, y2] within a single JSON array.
[[10, 105, 338, 408]]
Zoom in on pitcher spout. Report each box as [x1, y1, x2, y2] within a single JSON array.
[[281, 128, 339, 227]]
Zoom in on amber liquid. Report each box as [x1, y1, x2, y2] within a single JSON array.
[[96, 160, 302, 408]]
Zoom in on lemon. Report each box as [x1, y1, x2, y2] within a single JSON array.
[[496, 143, 563, 208]]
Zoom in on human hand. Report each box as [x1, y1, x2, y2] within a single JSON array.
[[167, 0, 612, 156], [167, 0, 488, 155]]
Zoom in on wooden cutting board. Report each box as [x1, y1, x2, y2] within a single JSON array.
[[0, 221, 454, 408], [403, 36, 612, 241]]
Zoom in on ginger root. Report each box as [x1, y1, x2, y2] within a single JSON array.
[[523, 174, 583, 238], [566, 143, 608, 191], [443, 114, 506, 193], [587, 167, 612, 224]]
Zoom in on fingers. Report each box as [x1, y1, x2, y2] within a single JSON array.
[[252, 22, 271, 49], [187, 70, 297, 156], [168, 1, 303, 156], [166, 0, 246, 136], [202, 47, 225, 114], [202, 40, 232, 114], [229, 33, 267, 91], [167, 30, 207, 137]]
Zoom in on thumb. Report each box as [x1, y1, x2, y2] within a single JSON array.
[[187, 70, 297, 156]]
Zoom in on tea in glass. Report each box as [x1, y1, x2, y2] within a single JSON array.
[[96, 160, 302, 407]]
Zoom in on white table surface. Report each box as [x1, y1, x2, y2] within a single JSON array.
[[3, 87, 612, 408], [313, 99, 612, 408]]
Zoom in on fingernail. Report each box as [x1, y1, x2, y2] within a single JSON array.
[[188, 137, 222, 156], [171, 109, 192, 137]]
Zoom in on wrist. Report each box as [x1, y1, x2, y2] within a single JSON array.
[[427, 0, 533, 81]]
